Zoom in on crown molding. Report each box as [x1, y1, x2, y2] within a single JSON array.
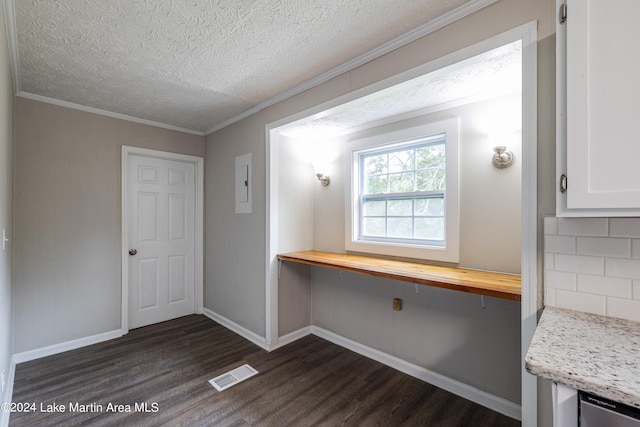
[[3, 0, 497, 137], [17, 92, 205, 136], [204, 0, 498, 135], [5, 0, 204, 136]]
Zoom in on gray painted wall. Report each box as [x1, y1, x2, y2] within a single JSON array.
[[288, 98, 524, 404], [203, 117, 267, 335], [205, 0, 554, 334], [274, 97, 523, 403], [0, 2, 14, 408], [2, 0, 558, 423], [278, 262, 311, 336], [12, 98, 204, 353], [313, 268, 521, 402], [205, 0, 555, 424]]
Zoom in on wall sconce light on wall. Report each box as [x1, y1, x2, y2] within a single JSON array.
[[492, 146, 514, 169], [309, 139, 338, 187], [312, 159, 331, 186], [315, 172, 330, 186]]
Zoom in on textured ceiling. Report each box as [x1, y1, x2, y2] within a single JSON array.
[[11, 0, 491, 134], [279, 41, 522, 138]]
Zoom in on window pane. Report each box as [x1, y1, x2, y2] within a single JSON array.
[[365, 175, 388, 194], [415, 218, 444, 240], [363, 217, 386, 237], [415, 197, 444, 216], [389, 172, 414, 193], [354, 125, 453, 250], [389, 149, 414, 173], [388, 218, 413, 238], [364, 154, 387, 175], [417, 145, 445, 169], [388, 198, 412, 216], [417, 169, 445, 191], [363, 199, 386, 216]]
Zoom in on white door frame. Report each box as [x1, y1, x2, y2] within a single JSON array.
[[121, 146, 204, 334]]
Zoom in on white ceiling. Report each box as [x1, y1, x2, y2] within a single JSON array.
[[9, 0, 496, 135], [278, 41, 522, 139]]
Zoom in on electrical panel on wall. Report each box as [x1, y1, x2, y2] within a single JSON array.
[[235, 153, 252, 214]]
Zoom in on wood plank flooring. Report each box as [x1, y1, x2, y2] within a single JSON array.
[[10, 315, 520, 426]]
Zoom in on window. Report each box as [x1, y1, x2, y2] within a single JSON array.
[[359, 135, 445, 244], [346, 119, 459, 262]]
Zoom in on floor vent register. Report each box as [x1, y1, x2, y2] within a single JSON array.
[[208, 364, 258, 392]]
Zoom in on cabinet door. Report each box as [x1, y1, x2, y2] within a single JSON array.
[[560, 0, 640, 212]]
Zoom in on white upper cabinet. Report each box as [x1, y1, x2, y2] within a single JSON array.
[[557, 0, 640, 216]]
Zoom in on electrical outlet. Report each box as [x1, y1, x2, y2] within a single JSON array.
[[393, 298, 402, 311]]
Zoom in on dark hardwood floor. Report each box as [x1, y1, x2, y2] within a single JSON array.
[[10, 315, 520, 426]]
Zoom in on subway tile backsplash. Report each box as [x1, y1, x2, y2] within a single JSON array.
[[545, 216, 640, 322]]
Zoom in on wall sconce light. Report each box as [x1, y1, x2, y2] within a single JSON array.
[[312, 154, 333, 187], [315, 172, 330, 186], [492, 146, 514, 168]]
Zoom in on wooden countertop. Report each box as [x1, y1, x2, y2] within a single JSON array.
[[277, 250, 521, 301]]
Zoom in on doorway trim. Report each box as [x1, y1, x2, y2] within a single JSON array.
[[121, 146, 204, 334], [266, 22, 537, 424]]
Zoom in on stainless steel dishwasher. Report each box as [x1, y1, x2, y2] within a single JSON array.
[[580, 391, 640, 426]]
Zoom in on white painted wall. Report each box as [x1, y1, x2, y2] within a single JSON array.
[[12, 98, 204, 353], [277, 135, 314, 336], [305, 95, 522, 273], [0, 1, 14, 412], [278, 135, 314, 253]]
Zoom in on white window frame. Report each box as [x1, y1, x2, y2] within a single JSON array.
[[345, 118, 460, 262]]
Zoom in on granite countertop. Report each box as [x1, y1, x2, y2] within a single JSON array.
[[526, 307, 640, 408]]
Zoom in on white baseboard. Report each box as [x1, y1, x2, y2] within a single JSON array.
[[275, 326, 313, 349], [202, 308, 268, 349], [12, 329, 122, 364], [311, 326, 522, 421]]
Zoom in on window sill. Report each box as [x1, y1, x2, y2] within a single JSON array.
[[277, 250, 521, 301]]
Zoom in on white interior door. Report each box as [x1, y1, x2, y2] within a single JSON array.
[[127, 154, 196, 329]]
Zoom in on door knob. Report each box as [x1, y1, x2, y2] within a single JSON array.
[[129, 249, 137, 256]]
